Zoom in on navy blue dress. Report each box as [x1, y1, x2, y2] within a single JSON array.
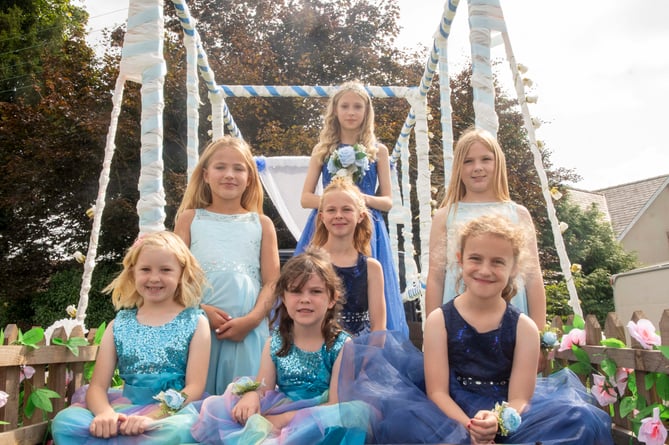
[[334, 253, 370, 336]]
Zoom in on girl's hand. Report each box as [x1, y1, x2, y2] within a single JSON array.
[[232, 391, 261, 425], [468, 410, 498, 444], [217, 315, 255, 341], [119, 414, 153, 436], [201, 303, 231, 331], [90, 410, 122, 438]]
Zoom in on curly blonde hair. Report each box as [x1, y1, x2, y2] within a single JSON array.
[[270, 247, 345, 356], [311, 177, 372, 256], [313, 81, 379, 163], [440, 127, 511, 212], [456, 215, 528, 302], [104, 231, 206, 310], [175, 136, 264, 221]]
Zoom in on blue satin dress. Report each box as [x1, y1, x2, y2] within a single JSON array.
[[51, 307, 204, 445], [295, 159, 408, 339]]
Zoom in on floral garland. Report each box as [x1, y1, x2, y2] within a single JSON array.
[[326, 144, 370, 183], [153, 389, 187, 415]]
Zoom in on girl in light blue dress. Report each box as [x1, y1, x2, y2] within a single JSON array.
[[296, 81, 408, 339], [192, 248, 371, 445], [175, 136, 280, 395], [51, 231, 210, 444]]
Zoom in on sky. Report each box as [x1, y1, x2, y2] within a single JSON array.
[[82, 0, 669, 191]]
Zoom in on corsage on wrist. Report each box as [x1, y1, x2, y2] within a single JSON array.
[[231, 376, 265, 396], [493, 401, 521, 436], [153, 389, 187, 415]]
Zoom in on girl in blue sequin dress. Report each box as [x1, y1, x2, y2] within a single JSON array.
[[51, 232, 211, 444], [175, 136, 280, 395], [339, 215, 613, 444], [295, 81, 408, 339], [191, 248, 371, 445], [311, 177, 385, 336]]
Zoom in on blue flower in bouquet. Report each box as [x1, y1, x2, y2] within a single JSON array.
[[539, 325, 561, 351], [326, 144, 370, 182], [254, 155, 266, 172], [154, 389, 187, 415]]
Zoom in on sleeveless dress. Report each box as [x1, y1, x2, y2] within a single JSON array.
[[191, 330, 371, 445], [51, 308, 204, 445], [442, 201, 528, 314], [295, 159, 409, 339], [334, 253, 371, 336], [337, 301, 614, 444], [190, 209, 268, 395]]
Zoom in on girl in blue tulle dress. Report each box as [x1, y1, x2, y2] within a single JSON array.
[[51, 232, 211, 444], [295, 81, 408, 339], [338, 215, 613, 444], [311, 177, 386, 336], [175, 136, 280, 395], [191, 248, 371, 445]]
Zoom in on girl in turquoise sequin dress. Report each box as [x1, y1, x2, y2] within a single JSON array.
[[312, 177, 386, 336], [175, 136, 280, 395], [425, 127, 546, 330], [191, 248, 371, 445], [295, 81, 408, 339], [51, 232, 211, 444]]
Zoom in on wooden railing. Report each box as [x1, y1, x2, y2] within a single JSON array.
[[550, 309, 669, 445], [0, 325, 99, 445]]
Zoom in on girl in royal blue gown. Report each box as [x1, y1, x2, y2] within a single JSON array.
[[296, 81, 408, 339], [191, 248, 371, 445], [311, 177, 386, 336], [175, 136, 280, 395], [51, 231, 211, 444], [339, 215, 613, 445]]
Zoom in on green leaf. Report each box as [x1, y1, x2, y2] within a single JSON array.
[[568, 361, 591, 375], [93, 321, 107, 345], [24, 396, 36, 419], [573, 314, 585, 329], [645, 373, 656, 391], [600, 338, 625, 348], [619, 396, 636, 418], [29, 388, 60, 414], [0, 328, 4, 345], [21, 327, 45, 345], [657, 345, 669, 360], [655, 373, 669, 401], [571, 345, 591, 366], [600, 358, 617, 377]]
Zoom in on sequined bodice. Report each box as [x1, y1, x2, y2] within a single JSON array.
[[114, 308, 200, 376], [190, 210, 261, 282], [271, 330, 349, 401], [443, 300, 519, 400], [334, 253, 370, 335]]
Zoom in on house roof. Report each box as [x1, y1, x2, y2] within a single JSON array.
[[593, 174, 669, 239], [565, 188, 610, 224]]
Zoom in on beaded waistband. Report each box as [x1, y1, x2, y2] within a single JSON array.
[[455, 375, 508, 387], [340, 311, 370, 323]]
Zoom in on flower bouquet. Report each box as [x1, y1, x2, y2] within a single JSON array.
[[326, 144, 370, 183]]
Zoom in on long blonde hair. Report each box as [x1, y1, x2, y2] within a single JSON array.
[[440, 127, 510, 213], [312, 177, 372, 256], [313, 81, 379, 163], [104, 231, 206, 310], [457, 215, 527, 302], [175, 136, 264, 220]]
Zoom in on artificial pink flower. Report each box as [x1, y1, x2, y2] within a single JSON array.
[[20, 365, 35, 383], [627, 319, 661, 350], [558, 328, 586, 352], [612, 368, 632, 396], [591, 374, 617, 407], [638, 407, 667, 445], [65, 369, 74, 387], [0, 390, 8, 408]]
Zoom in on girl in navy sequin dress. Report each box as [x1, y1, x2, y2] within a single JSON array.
[[311, 177, 386, 336], [51, 232, 211, 444], [191, 248, 371, 444], [175, 136, 280, 395], [338, 215, 613, 444], [295, 81, 408, 339]]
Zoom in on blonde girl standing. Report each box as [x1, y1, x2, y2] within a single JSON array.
[[175, 136, 280, 395], [52, 231, 210, 444], [424, 127, 546, 330], [297, 81, 408, 339], [312, 177, 386, 335]]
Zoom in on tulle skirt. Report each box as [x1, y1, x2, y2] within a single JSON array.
[[191, 382, 371, 445], [338, 331, 614, 445], [51, 387, 200, 445]]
